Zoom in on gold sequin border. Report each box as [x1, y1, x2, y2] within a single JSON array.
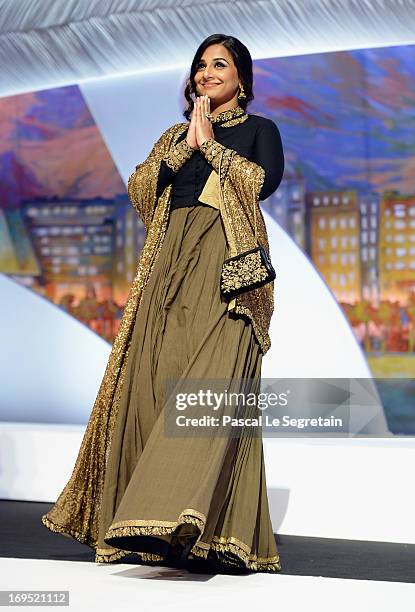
[[163, 138, 194, 172], [206, 105, 246, 124], [98, 508, 281, 572], [220, 114, 249, 128]]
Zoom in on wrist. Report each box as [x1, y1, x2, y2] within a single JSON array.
[[199, 137, 215, 148], [185, 136, 198, 151], [199, 138, 225, 172], [163, 138, 195, 172]]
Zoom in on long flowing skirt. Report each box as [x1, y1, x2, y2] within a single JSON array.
[[97, 204, 281, 573]]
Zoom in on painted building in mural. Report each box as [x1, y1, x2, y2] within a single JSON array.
[[1, 194, 146, 307], [306, 190, 361, 303], [21, 197, 115, 303], [379, 192, 415, 302], [113, 195, 146, 302], [359, 193, 380, 303], [262, 159, 306, 250]]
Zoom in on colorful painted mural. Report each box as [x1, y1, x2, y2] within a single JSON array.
[[1, 45, 414, 432], [0, 85, 142, 342], [250, 45, 415, 381]]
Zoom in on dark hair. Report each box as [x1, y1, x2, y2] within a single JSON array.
[[183, 34, 254, 121]]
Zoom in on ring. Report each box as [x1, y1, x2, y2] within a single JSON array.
[[204, 112, 213, 121]]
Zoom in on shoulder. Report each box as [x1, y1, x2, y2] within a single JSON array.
[[163, 122, 188, 137], [248, 113, 281, 134], [248, 114, 283, 155], [156, 122, 188, 146], [247, 113, 271, 125]]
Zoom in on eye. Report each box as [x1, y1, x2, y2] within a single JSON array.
[[196, 61, 226, 70]]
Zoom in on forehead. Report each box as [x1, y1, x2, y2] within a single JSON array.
[[200, 44, 233, 63]]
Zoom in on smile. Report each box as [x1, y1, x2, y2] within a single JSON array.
[[203, 83, 220, 88]]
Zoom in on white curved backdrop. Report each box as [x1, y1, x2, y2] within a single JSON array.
[[0, 272, 110, 424]]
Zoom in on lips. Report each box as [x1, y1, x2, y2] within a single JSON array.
[[203, 83, 220, 88]]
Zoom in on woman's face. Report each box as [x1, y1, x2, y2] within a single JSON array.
[[193, 43, 240, 107]]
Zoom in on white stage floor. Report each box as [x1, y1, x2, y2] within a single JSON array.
[[1, 558, 414, 612]]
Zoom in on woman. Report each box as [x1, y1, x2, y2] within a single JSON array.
[[42, 33, 285, 574]]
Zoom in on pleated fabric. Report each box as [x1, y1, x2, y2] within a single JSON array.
[[97, 204, 281, 573]]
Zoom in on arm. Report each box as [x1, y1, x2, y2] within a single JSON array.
[[253, 119, 285, 200], [128, 126, 194, 230], [199, 118, 285, 201], [155, 137, 195, 201]]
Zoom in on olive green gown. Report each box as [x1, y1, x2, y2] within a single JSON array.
[[91, 204, 280, 572]]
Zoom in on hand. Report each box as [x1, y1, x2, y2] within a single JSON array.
[[195, 94, 214, 148], [186, 101, 198, 150]]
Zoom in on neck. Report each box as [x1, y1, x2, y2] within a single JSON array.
[[210, 98, 240, 117]]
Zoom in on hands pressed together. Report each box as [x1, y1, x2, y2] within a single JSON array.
[[186, 94, 215, 150]]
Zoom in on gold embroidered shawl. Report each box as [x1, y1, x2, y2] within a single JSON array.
[[41, 121, 274, 552]]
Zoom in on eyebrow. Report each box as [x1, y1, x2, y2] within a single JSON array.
[[199, 57, 229, 62]]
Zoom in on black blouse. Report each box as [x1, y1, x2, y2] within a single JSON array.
[[156, 112, 285, 209]]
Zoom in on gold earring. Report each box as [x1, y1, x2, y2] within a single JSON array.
[[238, 83, 246, 99]]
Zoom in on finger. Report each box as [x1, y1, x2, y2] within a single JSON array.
[[202, 95, 207, 123], [205, 96, 212, 131], [195, 96, 200, 129], [197, 95, 202, 122]]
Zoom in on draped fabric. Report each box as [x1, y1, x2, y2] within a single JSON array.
[[1, 0, 414, 96], [130, 119, 276, 354], [41, 116, 274, 557]]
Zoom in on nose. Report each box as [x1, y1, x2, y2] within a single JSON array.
[[203, 64, 214, 80]]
